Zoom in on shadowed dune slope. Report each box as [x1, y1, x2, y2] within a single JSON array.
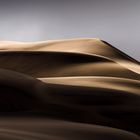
[[0, 51, 139, 80], [0, 38, 139, 140]]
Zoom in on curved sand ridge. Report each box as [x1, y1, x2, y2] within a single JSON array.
[[0, 38, 139, 140], [0, 38, 139, 74]]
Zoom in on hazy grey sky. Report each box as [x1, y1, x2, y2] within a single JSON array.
[[0, 0, 140, 61]]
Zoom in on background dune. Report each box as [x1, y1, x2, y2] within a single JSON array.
[[0, 38, 139, 140]]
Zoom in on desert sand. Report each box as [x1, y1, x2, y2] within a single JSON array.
[[0, 38, 139, 140]]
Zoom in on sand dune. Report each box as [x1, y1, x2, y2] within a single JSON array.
[[0, 38, 139, 140], [39, 76, 140, 95], [0, 118, 139, 140], [0, 51, 139, 80], [0, 38, 139, 74]]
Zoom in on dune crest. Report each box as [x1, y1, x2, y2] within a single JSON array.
[[0, 38, 139, 74]]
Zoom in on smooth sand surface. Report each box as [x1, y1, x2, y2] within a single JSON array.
[[0, 38, 139, 140]]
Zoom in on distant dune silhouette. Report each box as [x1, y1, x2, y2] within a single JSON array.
[[0, 38, 139, 140]]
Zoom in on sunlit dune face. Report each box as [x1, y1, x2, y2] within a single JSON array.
[[40, 76, 140, 95], [0, 38, 139, 74]]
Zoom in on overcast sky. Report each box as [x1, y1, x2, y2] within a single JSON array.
[[0, 0, 140, 61]]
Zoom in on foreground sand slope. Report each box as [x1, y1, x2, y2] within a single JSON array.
[[0, 38, 139, 140]]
